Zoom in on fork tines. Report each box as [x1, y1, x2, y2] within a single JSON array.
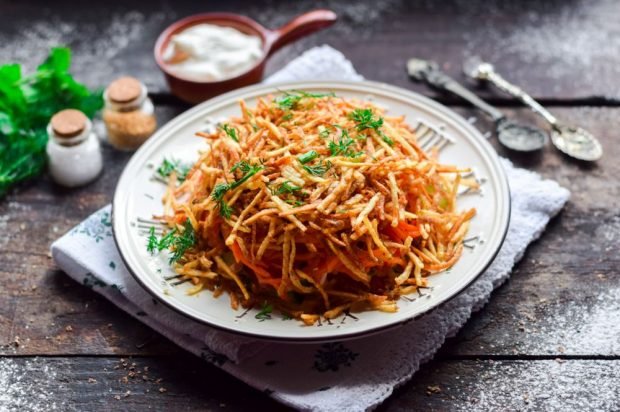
[[415, 121, 454, 153], [136, 217, 166, 236]]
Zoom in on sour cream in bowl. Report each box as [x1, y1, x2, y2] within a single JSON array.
[[154, 10, 337, 103], [163, 24, 264, 82]]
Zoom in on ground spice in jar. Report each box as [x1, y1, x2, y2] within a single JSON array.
[[103, 76, 157, 150]]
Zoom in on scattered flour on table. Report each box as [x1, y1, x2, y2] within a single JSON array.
[[0, 11, 172, 89], [0, 358, 64, 412], [250, 0, 402, 37], [253, 0, 403, 76], [446, 360, 620, 411], [461, 0, 620, 98]]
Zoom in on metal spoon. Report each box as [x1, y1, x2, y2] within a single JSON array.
[[463, 57, 603, 161], [407, 58, 547, 152]]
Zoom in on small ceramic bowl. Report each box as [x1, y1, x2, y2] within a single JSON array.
[[154, 9, 337, 103]]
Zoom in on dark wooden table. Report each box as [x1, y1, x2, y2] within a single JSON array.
[[1, 1, 619, 410]]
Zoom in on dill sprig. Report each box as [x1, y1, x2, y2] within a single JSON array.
[[146, 227, 159, 253], [146, 219, 196, 264], [211, 183, 234, 219], [272, 180, 302, 196], [275, 90, 336, 111], [297, 150, 319, 164], [328, 129, 363, 158], [255, 301, 273, 321], [302, 159, 332, 177], [220, 123, 239, 142], [156, 158, 191, 182], [210, 161, 264, 218], [349, 108, 394, 146]]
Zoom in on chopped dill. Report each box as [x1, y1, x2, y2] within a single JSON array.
[[272, 180, 302, 196], [156, 158, 191, 182], [220, 123, 239, 142], [328, 129, 363, 158], [255, 301, 273, 321], [146, 219, 196, 264], [146, 227, 158, 253], [211, 161, 264, 218], [275, 90, 336, 111], [349, 108, 394, 146], [281, 112, 293, 122], [302, 159, 332, 177]]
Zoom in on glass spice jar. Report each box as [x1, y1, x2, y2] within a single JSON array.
[[46, 109, 103, 187], [102, 76, 157, 150]]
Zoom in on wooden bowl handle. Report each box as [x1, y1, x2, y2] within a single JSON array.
[[267, 9, 337, 55]]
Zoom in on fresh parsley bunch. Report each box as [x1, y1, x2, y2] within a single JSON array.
[[0, 47, 103, 197]]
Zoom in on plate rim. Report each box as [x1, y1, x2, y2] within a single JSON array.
[[112, 80, 511, 343]]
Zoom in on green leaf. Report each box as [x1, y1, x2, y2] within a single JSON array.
[[0, 47, 103, 197], [38, 47, 71, 73]]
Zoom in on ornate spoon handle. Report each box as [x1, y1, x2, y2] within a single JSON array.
[[465, 58, 558, 126], [407, 58, 505, 123]]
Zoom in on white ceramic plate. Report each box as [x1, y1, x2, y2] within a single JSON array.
[[113, 81, 510, 342]]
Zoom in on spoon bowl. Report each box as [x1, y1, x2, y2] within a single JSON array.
[[551, 124, 603, 161], [496, 119, 547, 152], [463, 57, 603, 161]]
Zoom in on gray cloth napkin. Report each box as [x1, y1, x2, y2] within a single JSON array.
[[52, 45, 570, 411]]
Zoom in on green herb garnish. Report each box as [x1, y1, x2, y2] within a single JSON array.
[[302, 160, 332, 177], [156, 158, 191, 182], [272, 180, 302, 196], [297, 150, 319, 164], [255, 302, 273, 321], [220, 123, 238, 142], [146, 227, 159, 253], [282, 313, 293, 320], [349, 108, 383, 131], [211, 161, 264, 218], [147, 219, 196, 264], [328, 129, 363, 158], [0, 47, 103, 197], [275, 90, 336, 111], [349, 108, 394, 146], [284, 198, 305, 207], [281, 113, 293, 122]]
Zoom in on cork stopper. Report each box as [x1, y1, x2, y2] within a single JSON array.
[[50, 109, 88, 138], [107, 76, 143, 103]]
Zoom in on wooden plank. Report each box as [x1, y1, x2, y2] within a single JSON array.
[[1, 106, 618, 356], [1, 357, 619, 411], [379, 358, 620, 411], [1, 1, 620, 101], [0, 356, 287, 411]]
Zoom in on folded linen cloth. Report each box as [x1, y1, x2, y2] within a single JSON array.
[[52, 45, 570, 411]]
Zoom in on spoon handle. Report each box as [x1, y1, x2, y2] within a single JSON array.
[[407, 59, 505, 123], [483, 71, 558, 126]]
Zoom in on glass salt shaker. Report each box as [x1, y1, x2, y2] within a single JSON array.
[[46, 109, 103, 187], [102, 76, 157, 150]]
